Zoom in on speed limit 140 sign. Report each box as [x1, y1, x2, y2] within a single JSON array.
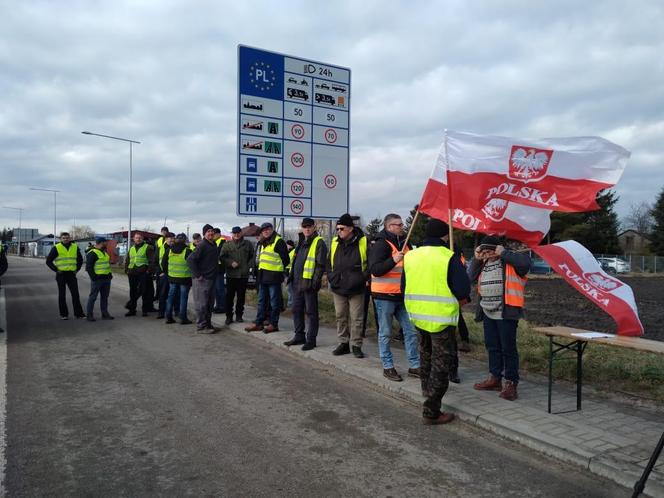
[[238, 45, 350, 219]]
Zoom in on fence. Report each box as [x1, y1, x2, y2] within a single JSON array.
[[595, 254, 664, 274]]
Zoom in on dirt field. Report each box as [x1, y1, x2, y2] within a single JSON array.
[[521, 276, 664, 342]]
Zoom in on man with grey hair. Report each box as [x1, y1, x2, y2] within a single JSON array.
[[369, 213, 420, 382]]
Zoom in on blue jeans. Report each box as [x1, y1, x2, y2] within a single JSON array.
[[86, 280, 111, 317], [483, 317, 519, 383], [214, 273, 226, 311], [166, 283, 190, 321], [374, 298, 420, 370], [256, 283, 281, 327]]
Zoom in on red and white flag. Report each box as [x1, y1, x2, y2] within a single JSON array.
[[533, 241, 643, 336], [445, 130, 630, 212], [419, 153, 551, 247]]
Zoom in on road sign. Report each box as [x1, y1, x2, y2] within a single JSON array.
[[237, 45, 350, 218]]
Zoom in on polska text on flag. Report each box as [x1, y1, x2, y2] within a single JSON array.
[[444, 130, 630, 213], [419, 148, 551, 247], [533, 241, 643, 336]]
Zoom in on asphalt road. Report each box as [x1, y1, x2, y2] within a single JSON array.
[[2, 257, 628, 497]]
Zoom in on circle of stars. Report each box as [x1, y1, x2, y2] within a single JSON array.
[[249, 61, 276, 92]]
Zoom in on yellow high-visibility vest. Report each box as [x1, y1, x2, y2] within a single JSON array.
[[301, 236, 322, 280], [403, 245, 459, 333], [91, 248, 111, 275], [167, 250, 191, 279], [54, 243, 78, 271], [258, 235, 284, 272], [286, 249, 295, 272], [330, 235, 367, 272], [128, 243, 149, 268]]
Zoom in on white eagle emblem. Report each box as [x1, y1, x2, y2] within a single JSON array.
[[482, 198, 509, 222], [584, 272, 622, 292], [508, 146, 553, 183]]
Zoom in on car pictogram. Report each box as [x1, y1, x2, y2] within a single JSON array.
[[316, 83, 330, 90], [242, 141, 263, 150], [287, 88, 309, 101], [288, 77, 298, 84], [331, 85, 346, 93], [242, 121, 263, 130], [315, 93, 335, 105]]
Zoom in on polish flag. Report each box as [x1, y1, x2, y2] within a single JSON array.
[[445, 130, 630, 212], [533, 241, 643, 336], [419, 152, 551, 247]]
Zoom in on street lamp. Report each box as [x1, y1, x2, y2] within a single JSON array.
[[82, 131, 141, 248], [29, 187, 59, 240], [2, 206, 24, 255]]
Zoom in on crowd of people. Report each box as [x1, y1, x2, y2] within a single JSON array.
[[41, 212, 531, 425]]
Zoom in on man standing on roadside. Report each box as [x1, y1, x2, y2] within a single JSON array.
[[187, 224, 220, 333], [162, 233, 193, 325], [190, 233, 201, 251], [327, 213, 369, 358], [245, 222, 290, 334], [220, 226, 254, 325], [124, 232, 156, 317], [85, 236, 114, 321], [46, 232, 85, 320], [155, 226, 169, 304], [0, 243, 7, 289], [212, 228, 226, 315], [403, 219, 470, 425], [283, 218, 327, 351], [469, 236, 531, 401], [369, 213, 420, 382], [156, 232, 175, 319]]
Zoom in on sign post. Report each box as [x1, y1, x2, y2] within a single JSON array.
[[237, 45, 351, 219]]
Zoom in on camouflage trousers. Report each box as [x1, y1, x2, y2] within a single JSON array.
[[418, 326, 457, 419]]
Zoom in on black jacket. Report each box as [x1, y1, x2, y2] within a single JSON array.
[[327, 227, 368, 296], [400, 237, 470, 301], [290, 231, 327, 292], [256, 232, 290, 285], [46, 243, 83, 273], [468, 249, 531, 321], [162, 241, 193, 285], [187, 238, 219, 280], [368, 229, 412, 301], [85, 249, 113, 281], [0, 247, 7, 278]]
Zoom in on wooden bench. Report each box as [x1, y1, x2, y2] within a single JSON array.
[[533, 326, 664, 414]]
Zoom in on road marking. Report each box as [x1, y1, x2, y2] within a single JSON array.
[[0, 288, 7, 498]]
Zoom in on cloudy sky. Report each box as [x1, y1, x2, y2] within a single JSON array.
[[2, 0, 662, 237]]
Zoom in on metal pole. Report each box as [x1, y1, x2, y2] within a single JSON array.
[[129, 141, 133, 249], [53, 190, 57, 239], [18, 209, 22, 256]]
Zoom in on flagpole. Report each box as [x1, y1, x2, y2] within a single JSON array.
[[444, 129, 455, 252], [403, 207, 420, 249]]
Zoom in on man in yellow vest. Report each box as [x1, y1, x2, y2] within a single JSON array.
[[285, 240, 295, 308], [283, 218, 327, 350], [245, 222, 290, 334], [46, 232, 85, 319], [156, 232, 175, 318], [369, 213, 419, 382], [155, 226, 169, 307], [161, 233, 193, 325], [469, 235, 531, 401], [85, 236, 114, 321], [327, 213, 369, 358], [403, 219, 470, 425], [124, 232, 156, 317]]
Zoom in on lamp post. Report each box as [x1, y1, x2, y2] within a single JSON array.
[[29, 187, 59, 240], [82, 131, 141, 249], [2, 206, 24, 255]]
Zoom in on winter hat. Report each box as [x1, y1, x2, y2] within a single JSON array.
[[336, 213, 354, 227], [259, 222, 273, 231], [176, 233, 187, 240], [425, 218, 449, 238], [202, 224, 214, 234], [301, 217, 315, 228], [95, 236, 107, 243], [166, 232, 176, 238], [231, 226, 242, 234], [480, 235, 502, 246]]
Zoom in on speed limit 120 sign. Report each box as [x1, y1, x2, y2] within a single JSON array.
[[238, 45, 350, 219]]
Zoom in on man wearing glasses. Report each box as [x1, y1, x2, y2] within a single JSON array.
[[369, 214, 420, 381], [327, 213, 369, 358]]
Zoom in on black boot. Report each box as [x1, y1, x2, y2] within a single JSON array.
[[449, 368, 460, 384], [332, 343, 351, 356], [351, 346, 365, 358]]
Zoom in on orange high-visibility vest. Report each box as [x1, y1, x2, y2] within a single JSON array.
[[371, 240, 409, 295], [477, 262, 526, 308]]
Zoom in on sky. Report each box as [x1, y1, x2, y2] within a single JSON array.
[[2, 0, 663, 237]]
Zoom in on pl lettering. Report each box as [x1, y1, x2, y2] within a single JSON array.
[[452, 209, 481, 231], [486, 183, 559, 207], [255, 68, 270, 83]]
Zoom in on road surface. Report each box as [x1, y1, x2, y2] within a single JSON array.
[[2, 257, 627, 497]]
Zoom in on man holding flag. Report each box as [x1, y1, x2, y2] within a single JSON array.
[[469, 236, 531, 401]]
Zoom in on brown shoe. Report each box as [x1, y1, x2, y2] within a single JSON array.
[[383, 368, 403, 382], [408, 368, 421, 378], [423, 412, 455, 425], [473, 375, 502, 391], [458, 340, 471, 352], [499, 380, 518, 401], [244, 324, 264, 332], [263, 324, 279, 333]]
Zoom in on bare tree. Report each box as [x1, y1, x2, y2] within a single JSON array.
[[623, 201, 654, 234], [69, 225, 95, 239]]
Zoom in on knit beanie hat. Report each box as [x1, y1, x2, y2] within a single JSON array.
[[336, 213, 354, 227], [425, 218, 449, 238], [202, 224, 214, 234]]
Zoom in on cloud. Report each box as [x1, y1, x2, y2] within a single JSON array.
[[1, 0, 663, 237]]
